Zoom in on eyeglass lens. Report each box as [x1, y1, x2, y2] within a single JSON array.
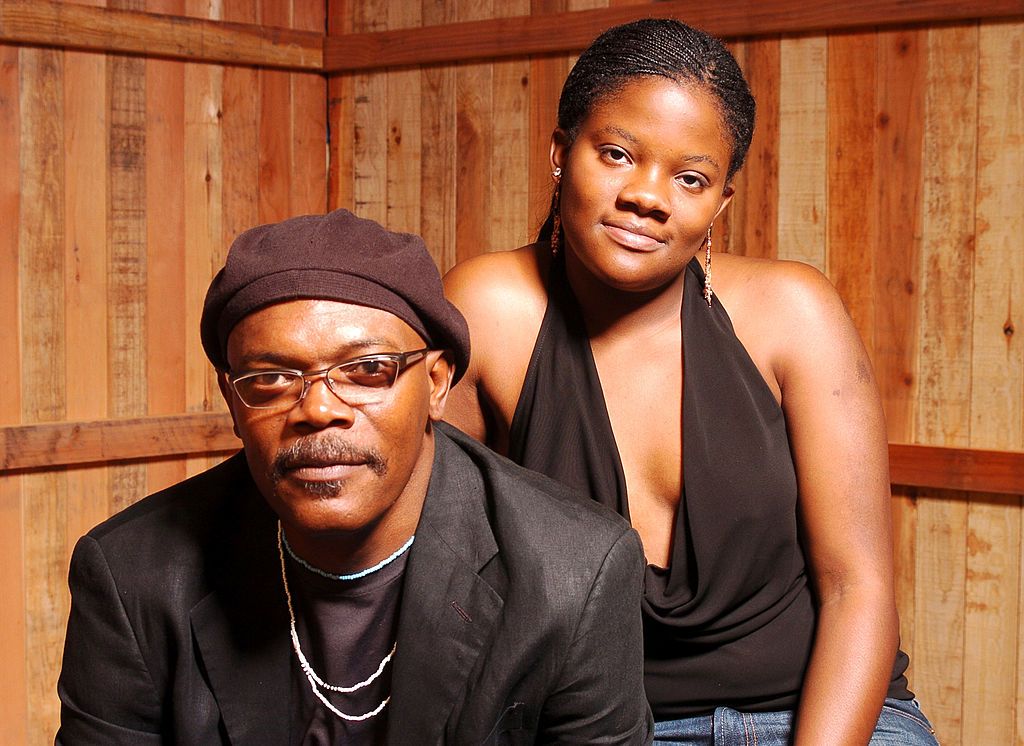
[[234, 357, 402, 409]]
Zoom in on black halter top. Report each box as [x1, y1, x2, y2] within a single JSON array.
[[508, 256, 910, 717]]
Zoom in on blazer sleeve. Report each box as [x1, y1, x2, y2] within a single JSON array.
[[56, 535, 163, 745], [536, 527, 654, 745]]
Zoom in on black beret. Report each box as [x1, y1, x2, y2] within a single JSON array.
[[200, 209, 470, 383]]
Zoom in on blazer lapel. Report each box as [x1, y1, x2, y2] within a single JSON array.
[[386, 425, 504, 743], [191, 482, 291, 746]]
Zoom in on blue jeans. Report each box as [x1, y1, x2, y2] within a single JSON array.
[[654, 697, 939, 745]]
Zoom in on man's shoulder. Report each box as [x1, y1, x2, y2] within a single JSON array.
[[85, 451, 251, 557], [434, 423, 637, 558]]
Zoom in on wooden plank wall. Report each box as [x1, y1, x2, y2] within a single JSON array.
[[326, 5, 1024, 745], [0, 1, 1021, 743], [0, 1, 326, 742]]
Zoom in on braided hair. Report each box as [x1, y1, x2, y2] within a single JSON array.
[[540, 18, 755, 243]]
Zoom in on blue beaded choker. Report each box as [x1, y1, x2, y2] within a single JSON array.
[[280, 524, 415, 581]]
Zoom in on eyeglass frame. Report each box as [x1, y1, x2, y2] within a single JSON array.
[[227, 348, 433, 410]]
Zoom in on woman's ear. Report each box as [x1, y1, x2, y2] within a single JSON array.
[[549, 128, 570, 172], [714, 184, 735, 219]]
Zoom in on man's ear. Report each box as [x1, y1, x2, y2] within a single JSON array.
[[217, 371, 242, 439], [425, 351, 455, 422]]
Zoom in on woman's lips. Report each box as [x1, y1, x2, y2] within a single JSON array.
[[602, 223, 665, 251]]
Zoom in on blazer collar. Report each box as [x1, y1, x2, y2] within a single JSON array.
[[387, 423, 504, 743], [190, 461, 291, 745]]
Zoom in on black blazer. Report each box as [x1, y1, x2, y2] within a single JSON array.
[[57, 423, 652, 744]]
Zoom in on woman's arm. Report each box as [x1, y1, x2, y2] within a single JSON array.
[[768, 262, 899, 745]]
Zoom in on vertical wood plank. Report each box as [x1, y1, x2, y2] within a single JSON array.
[[386, 0, 422, 234], [874, 28, 925, 444], [826, 31, 878, 354], [289, 0, 327, 217], [221, 0, 260, 239], [728, 37, 779, 259], [528, 0, 570, 239], [913, 24, 980, 744], [0, 41, 26, 746], [419, 0, 456, 269], [63, 25, 109, 540], [455, 0, 493, 260], [777, 36, 826, 271], [19, 46, 67, 744], [184, 0, 224, 475], [352, 0, 387, 224], [327, 0, 354, 212], [258, 1, 292, 223], [107, 0, 148, 512], [962, 20, 1024, 743], [145, 0, 187, 493], [489, 0, 530, 254]]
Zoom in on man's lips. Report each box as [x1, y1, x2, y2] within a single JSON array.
[[602, 221, 666, 251], [285, 461, 366, 482]]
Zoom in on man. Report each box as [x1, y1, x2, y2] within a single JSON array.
[[56, 209, 652, 744]]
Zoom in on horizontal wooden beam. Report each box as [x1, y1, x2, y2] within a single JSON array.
[[2, 413, 1022, 496], [889, 443, 1024, 496], [0, 0, 322, 70], [323, 0, 1024, 72], [0, 412, 239, 471]]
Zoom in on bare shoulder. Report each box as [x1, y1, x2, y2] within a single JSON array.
[[442, 244, 550, 446], [714, 255, 860, 393], [443, 244, 549, 327]]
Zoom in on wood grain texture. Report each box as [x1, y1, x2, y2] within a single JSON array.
[[488, 0, 530, 254], [0, 40, 26, 746], [351, 0, 387, 224], [874, 28, 925, 444], [384, 0, 421, 234], [889, 444, 1024, 495], [0, 0, 323, 69], [18, 45, 66, 743], [322, 0, 1024, 72], [1, 413, 239, 470], [726, 38, 779, 259], [326, 0, 353, 212], [962, 21, 1024, 742], [62, 26, 109, 545], [913, 24, 981, 743], [107, 2, 148, 511], [776, 36, 826, 271], [418, 0, 457, 270], [145, 0, 188, 493], [454, 0, 493, 261], [826, 31, 878, 353]]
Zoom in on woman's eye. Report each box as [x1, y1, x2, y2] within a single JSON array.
[[678, 172, 709, 189], [601, 147, 629, 163]]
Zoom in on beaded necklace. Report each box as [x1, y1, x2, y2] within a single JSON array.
[[277, 522, 412, 722]]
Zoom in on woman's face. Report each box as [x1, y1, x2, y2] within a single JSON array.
[[551, 76, 735, 293]]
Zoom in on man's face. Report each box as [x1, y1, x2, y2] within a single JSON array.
[[220, 299, 452, 566]]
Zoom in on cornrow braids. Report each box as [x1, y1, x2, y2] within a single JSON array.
[[539, 18, 755, 245]]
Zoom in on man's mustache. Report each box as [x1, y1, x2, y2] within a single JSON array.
[[271, 435, 388, 481]]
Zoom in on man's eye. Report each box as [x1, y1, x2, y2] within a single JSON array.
[[248, 372, 294, 389], [339, 359, 397, 387]]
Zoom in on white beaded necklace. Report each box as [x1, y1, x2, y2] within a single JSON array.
[[277, 522, 407, 722]]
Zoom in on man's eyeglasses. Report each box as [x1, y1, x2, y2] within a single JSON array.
[[228, 349, 431, 410]]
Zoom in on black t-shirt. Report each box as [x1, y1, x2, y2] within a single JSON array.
[[287, 545, 408, 745]]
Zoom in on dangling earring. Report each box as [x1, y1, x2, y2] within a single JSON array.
[[703, 226, 713, 307], [550, 167, 562, 257]]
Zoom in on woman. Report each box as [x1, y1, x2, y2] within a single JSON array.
[[443, 18, 938, 746]]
